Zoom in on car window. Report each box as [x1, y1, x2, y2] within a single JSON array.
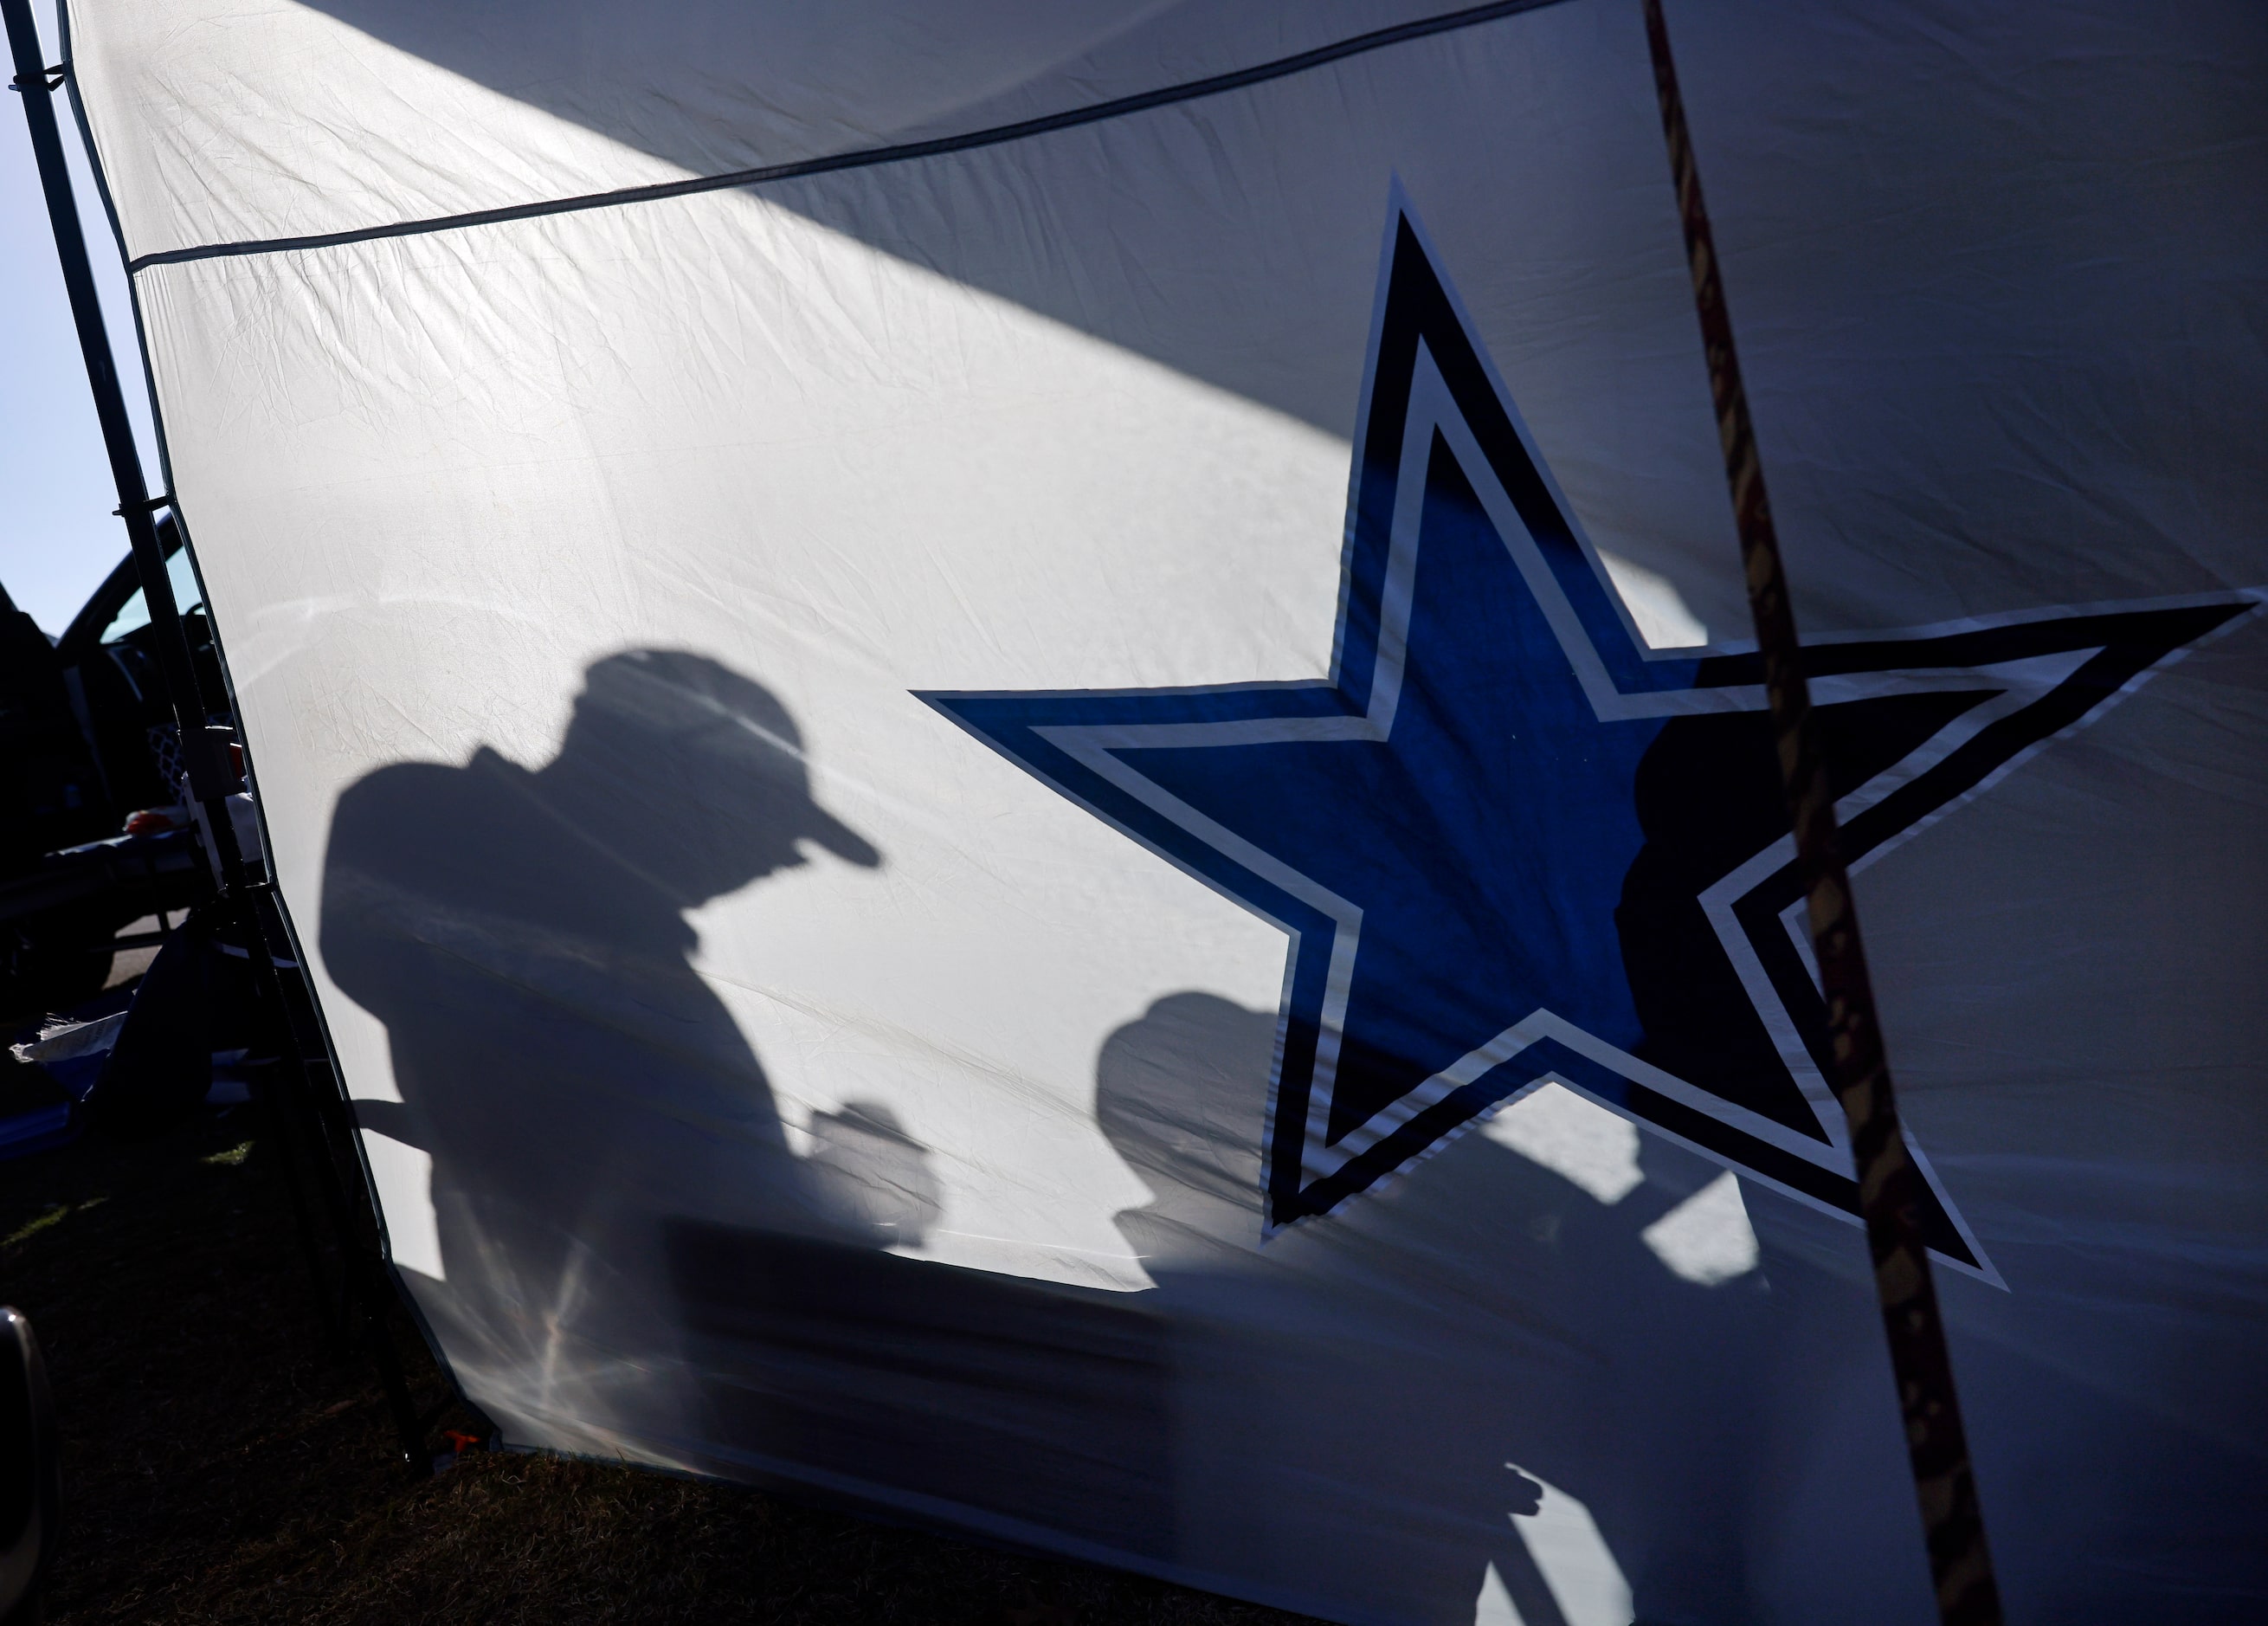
[[99, 550, 205, 644]]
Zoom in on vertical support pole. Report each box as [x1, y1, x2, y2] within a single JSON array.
[[1636, 5, 2001, 1623], [3, 0, 243, 884], [6, 0, 428, 1474]]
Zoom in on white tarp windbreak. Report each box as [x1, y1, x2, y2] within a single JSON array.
[[61, 3, 2268, 1622]]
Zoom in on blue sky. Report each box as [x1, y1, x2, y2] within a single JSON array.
[[1, 0, 161, 634]]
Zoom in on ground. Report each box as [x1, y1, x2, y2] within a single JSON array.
[[0, 1091, 1320, 1625]]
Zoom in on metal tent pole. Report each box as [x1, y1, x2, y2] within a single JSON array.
[[1637, 4, 2001, 1623], [3, 0, 242, 870], [5, 0, 429, 1474]]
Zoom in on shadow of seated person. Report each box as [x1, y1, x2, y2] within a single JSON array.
[[322, 649, 879, 1458]]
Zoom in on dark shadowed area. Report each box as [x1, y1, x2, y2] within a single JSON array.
[[0, 1099, 1322, 1624]]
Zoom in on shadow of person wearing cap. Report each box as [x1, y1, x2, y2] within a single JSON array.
[[321, 649, 905, 1461]]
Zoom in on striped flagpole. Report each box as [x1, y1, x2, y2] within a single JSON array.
[[1636, 5, 2002, 1623]]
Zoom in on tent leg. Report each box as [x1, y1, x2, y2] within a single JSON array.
[[6, 0, 430, 1479], [246, 1042, 346, 1351], [236, 895, 430, 1476]]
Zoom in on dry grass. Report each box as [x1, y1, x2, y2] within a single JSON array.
[[0, 1100, 1318, 1625]]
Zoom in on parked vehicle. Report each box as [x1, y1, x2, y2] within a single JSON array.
[[0, 519, 223, 1014], [0, 1306, 61, 1626]]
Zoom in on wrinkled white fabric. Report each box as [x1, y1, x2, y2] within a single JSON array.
[[66, 2, 2268, 1622]]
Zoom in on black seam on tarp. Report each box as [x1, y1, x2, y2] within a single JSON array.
[[126, 0, 1569, 273]]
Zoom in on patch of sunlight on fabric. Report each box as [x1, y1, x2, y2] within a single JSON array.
[[1483, 1081, 1643, 1203], [1640, 1170, 1758, 1285]]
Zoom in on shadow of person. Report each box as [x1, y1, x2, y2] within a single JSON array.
[[321, 648, 889, 1461], [1096, 991, 1801, 1626]]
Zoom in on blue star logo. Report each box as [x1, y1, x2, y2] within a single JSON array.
[[924, 197, 2252, 1282]]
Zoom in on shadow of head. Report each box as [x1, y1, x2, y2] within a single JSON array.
[[1094, 992, 1276, 1255], [544, 650, 879, 905]]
